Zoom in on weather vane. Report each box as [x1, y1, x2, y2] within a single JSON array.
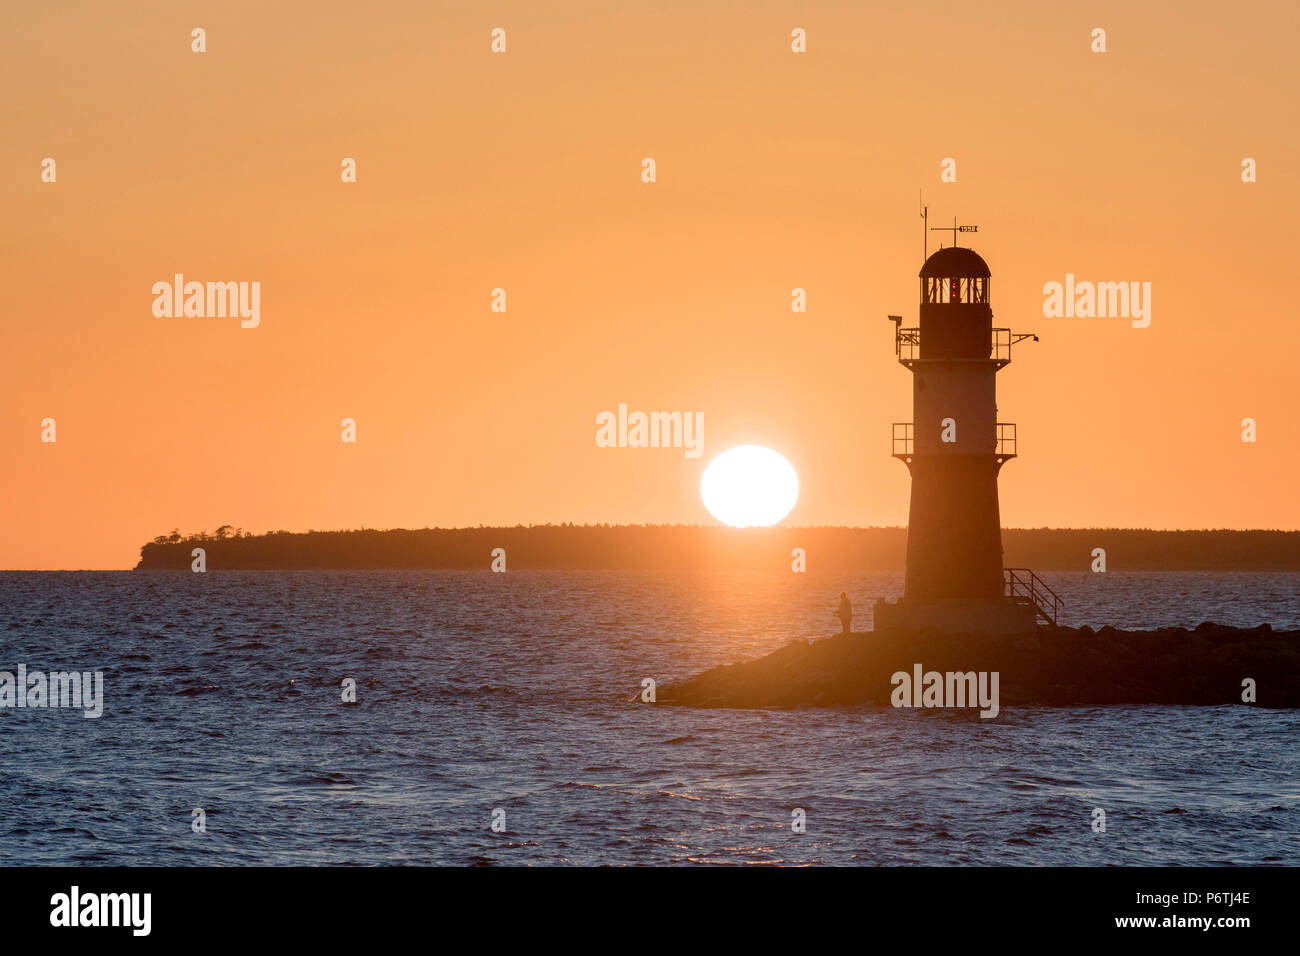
[[930, 217, 978, 249]]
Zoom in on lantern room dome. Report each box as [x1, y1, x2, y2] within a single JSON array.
[[919, 246, 990, 279]]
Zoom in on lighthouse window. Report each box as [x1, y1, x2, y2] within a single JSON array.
[[923, 276, 989, 303]]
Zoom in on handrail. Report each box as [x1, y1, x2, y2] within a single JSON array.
[[891, 422, 914, 458], [1004, 567, 1063, 626], [895, 327, 1036, 365], [896, 327, 922, 362], [996, 422, 1017, 459], [891, 421, 1015, 459]]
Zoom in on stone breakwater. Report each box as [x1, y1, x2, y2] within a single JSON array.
[[657, 623, 1300, 709]]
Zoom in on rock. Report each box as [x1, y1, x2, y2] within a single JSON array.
[[656, 624, 1300, 709]]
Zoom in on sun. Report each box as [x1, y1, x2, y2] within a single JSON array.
[[700, 445, 799, 527]]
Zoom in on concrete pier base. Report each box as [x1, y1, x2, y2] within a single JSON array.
[[873, 597, 1040, 635]]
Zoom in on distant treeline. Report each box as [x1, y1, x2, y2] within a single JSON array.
[[134, 525, 1300, 571]]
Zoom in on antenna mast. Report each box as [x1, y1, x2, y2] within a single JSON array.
[[920, 193, 928, 260]]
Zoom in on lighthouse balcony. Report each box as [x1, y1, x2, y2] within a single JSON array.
[[891, 422, 915, 460], [891, 422, 1018, 463], [995, 422, 1017, 463], [894, 326, 1029, 368], [895, 327, 923, 363]]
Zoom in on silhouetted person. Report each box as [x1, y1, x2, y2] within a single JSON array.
[[837, 592, 852, 634]]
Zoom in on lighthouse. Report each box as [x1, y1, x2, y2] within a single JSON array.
[[874, 228, 1061, 633]]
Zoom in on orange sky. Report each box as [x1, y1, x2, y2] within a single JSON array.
[[3, 1, 1298, 569]]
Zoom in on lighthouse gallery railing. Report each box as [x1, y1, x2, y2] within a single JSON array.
[[891, 422, 1017, 460], [895, 326, 1032, 365]]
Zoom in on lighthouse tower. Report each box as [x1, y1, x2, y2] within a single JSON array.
[[873, 233, 1061, 633]]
